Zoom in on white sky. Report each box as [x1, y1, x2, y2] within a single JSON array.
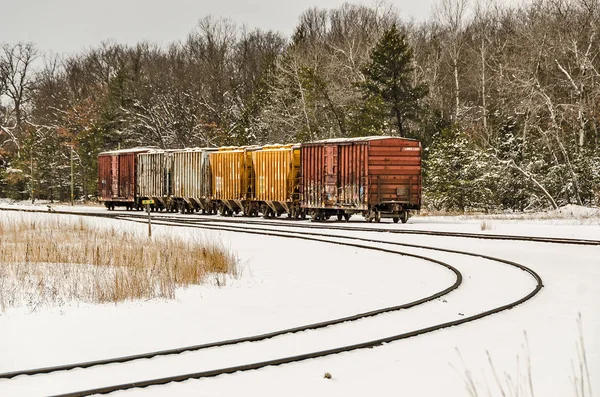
[[1, 0, 437, 55]]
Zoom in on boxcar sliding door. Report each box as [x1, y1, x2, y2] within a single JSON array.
[[324, 145, 338, 205]]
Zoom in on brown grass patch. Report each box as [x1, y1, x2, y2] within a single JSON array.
[[480, 220, 493, 231], [0, 216, 238, 311]]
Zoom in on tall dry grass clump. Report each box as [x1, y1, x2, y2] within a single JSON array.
[[0, 216, 238, 311], [480, 220, 493, 231]]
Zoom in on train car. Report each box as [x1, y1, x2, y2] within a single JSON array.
[[138, 149, 176, 211], [210, 146, 260, 216], [98, 147, 152, 210], [251, 144, 304, 219], [300, 137, 421, 223], [172, 148, 217, 214]]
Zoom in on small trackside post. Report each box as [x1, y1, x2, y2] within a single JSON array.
[[70, 145, 74, 206], [147, 203, 151, 237], [143, 199, 154, 237]]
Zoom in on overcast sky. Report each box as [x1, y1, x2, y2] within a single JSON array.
[[2, 0, 437, 55]]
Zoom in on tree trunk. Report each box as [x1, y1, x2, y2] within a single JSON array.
[[395, 107, 404, 137], [453, 57, 460, 120], [506, 160, 558, 210], [480, 37, 487, 134]]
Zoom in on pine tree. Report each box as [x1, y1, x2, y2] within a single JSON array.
[[425, 127, 494, 211], [360, 25, 427, 137]]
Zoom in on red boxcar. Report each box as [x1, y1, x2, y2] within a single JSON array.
[[98, 148, 152, 210], [300, 137, 421, 223]]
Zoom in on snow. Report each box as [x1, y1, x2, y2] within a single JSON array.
[[0, 204, 598, 396], [544, 203, 600, 218]]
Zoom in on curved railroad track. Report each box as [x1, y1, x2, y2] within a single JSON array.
[[0, 221, 463, 379], [2, 205, 598, 246], [0, 207, 545, 397], [138, 212, 600, 246]]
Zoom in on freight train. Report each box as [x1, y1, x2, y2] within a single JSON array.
[[97, 136, 421, 223]]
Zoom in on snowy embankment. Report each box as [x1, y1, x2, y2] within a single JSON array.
[[0, 204, 598, 396]]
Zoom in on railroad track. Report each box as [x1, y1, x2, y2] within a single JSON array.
[[140, 213, 600, 246], [0, 207, 545, 396], [2, 205, 599, 246]]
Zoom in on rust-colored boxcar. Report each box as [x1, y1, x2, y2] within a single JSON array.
[[251, 144, 303, 218], [138, 150, 175, 211], [172, 148, 217, 213], [300, 137, 421, 223], [209, 146, 259, 216], [98, 147, 152, 210]]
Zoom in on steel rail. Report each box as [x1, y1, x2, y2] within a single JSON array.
[[0, 218, 462, 379], [157, 213, 600, 246], [46, 215, 543, 397], [0, 208, 543, 397], [2, 206, 598, 246]]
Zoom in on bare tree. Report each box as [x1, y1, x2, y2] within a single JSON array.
[[0, 42, 39, 155], [434, 0, 470, 121]]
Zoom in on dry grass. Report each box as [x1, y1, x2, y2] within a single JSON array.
[[454, 333, 536, 397], [0, 216, 238, 311], [571, 314, 593, 397], [454, 316, 594, 397], [480, 220, 493, 231]]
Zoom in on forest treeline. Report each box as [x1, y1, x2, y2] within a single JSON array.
[[1, 0, 599, 211]]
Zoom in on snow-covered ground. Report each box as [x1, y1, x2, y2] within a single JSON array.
[[0, 204, 598, 396]]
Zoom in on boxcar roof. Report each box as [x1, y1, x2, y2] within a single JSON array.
[[261, 143, 301, 150], [216, 145, 262, 151], [145, 147, 219, 154], [179, 147, 219, 151], [99, 147, 157, 155], [303, 136, 418, 144]]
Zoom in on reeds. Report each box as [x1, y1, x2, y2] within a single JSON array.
[[0, 216, 238, 311], [480, 220, 493, 231], [454, 317, 594, 397]]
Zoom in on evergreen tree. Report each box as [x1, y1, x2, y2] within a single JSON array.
[[360, 25, 427, 137], [425, 127, 495, 211]]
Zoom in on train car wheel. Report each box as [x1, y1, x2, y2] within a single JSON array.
[[337, 214, 343, 221], [375, 212, 381, 223], [310, 210, 320, 222], [400, 211, 409, 224], [344, 213, 351, 222], [393, 217, 399, 223]]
